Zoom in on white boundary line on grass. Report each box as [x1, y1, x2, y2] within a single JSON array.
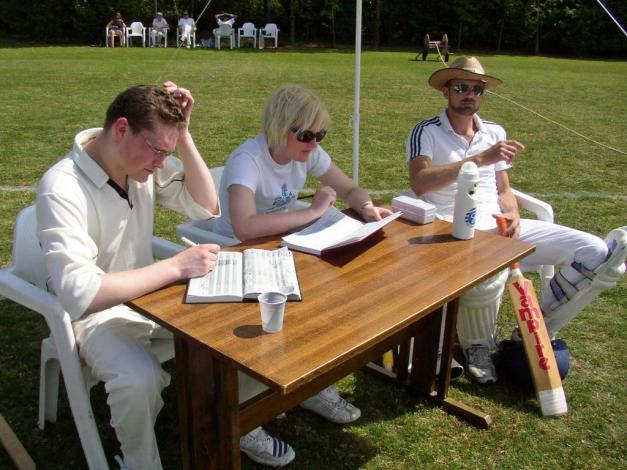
[[2, 186, 625, 201]]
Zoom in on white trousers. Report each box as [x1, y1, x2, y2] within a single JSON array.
[[74, 305, 267, 470], [505, 218, 607, 310], [150, 30, 166, 44], [457, 218, 607, 350], [180, 25, 192, 45]]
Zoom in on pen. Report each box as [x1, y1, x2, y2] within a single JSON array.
[[180, 236, 198, 247]]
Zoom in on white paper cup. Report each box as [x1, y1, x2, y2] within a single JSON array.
[[258, 292, 287, 333]]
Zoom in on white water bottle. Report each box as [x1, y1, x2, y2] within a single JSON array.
[[452, 161, 479, 239]]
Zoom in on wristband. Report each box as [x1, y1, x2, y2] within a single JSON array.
[[358, 200, 374, 216]]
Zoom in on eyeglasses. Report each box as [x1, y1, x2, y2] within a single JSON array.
[[291, 128, 327, 143], [452, 83, 485, 97], [140, 133, 170, 159]]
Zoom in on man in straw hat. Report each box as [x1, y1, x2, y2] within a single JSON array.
[[405, 56, 626, 385]]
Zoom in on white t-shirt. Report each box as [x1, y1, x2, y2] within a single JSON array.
[[152, 17, 168, 30], [406, 110, 510, 230], [37, 128, 217, 320], [178, 17, 195, 32], [213, 133, 332, 239]]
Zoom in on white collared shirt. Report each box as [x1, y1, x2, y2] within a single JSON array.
[[406, 109, 510, 229], [37, 128, 217, 320]]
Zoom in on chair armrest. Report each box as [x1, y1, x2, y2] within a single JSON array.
[[0, 270, 69, 326], [176, 220, 238, 247], [512, 188, 554, 223], [151, 236, 185, 259]]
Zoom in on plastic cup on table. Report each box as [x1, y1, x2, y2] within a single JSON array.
[[258, 292, 287, 333]]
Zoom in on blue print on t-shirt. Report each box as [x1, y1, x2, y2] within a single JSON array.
[[271, 184, 295, 211]]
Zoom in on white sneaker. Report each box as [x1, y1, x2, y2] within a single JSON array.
[[240, 427, 295, 467], [464, 345, 497, 384], [300, 385, 361, 424]]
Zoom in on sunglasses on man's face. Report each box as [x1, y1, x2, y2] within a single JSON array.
[[452, 83, 485, 97], [291, 128, 327, 143]]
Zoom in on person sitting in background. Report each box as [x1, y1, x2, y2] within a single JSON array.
[[106, 12, 126, 48], [150, 12, 169, 47], [178, 10, 196, 48], [212, 12, 237, 46]]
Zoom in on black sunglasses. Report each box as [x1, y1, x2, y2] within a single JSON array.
[[291, 128, 327, 143], [452, 83, 485, 97]]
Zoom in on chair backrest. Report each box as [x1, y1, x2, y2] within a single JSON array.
[[129, 22, 144, 35], [241, 22, 255, 36], [218, 23, 233, 36], [10, 205, 50, 290], [263, 23, 277, 36]]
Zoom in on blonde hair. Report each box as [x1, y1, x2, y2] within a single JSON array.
[[262, 85, 331, 151]]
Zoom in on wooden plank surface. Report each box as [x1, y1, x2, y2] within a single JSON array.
[[129, 219, 533, 395]]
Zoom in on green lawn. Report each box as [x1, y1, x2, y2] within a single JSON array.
[[0, 46, 625, 469]]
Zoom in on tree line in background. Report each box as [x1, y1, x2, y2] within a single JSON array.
[[0, 0, 625, 57]]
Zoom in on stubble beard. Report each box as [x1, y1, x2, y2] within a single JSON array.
[[449, 99, 479, 116]]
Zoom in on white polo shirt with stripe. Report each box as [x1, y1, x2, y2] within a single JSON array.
[[406, 109, 511, 230]]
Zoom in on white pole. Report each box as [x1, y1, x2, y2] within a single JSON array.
[[596, 0, 627, 36], [352, 0, 362, 184]]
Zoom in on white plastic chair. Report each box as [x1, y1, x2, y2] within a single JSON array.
[[238, 22, 257, 48], [149, 27, 169, 47], [125, 22, 146, 47], [176, 166, 311, 246], [510, 188, 555, 293], [214, 23, 235, 49], [259, 23, 279, 49], [0, 205, 183, 469], [105, 26, 126, 48]]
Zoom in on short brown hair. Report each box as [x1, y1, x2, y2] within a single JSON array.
[[104, 85, 185, 133]]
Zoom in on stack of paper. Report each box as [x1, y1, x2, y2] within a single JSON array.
[[392, 195, 436, 224], [281, 207, 402, 255]]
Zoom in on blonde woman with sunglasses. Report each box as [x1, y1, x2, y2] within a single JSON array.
[[212, 84, 390, 466], [213, 84, 391, 242]]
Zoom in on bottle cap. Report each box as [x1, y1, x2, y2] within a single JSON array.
[[459, 161, 479, 179]]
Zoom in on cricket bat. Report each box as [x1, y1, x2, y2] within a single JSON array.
[[496, 216, 568, 417]]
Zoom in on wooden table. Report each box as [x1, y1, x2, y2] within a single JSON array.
[[128, 218, 533, 469]]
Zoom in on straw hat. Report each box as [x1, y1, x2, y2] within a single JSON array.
[[428, 56, 502, 91]]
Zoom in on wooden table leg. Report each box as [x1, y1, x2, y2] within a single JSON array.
[[175, 337, 241, 469], [409, 300, 493, 428], [408, 306, 442, 395]]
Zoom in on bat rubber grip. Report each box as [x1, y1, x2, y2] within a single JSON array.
[[496, 215, 520, 269]]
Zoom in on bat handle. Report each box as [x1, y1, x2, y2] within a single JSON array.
[[496, 215, 520, 269]]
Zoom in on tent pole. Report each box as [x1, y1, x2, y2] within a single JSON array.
[[352, 0, 362, 184]]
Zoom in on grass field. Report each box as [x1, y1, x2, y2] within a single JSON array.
[[0, 45, 625, 469]]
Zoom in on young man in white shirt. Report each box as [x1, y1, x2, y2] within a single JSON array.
[[406, 57, 626, 385], [37, 82, 222, 469]]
